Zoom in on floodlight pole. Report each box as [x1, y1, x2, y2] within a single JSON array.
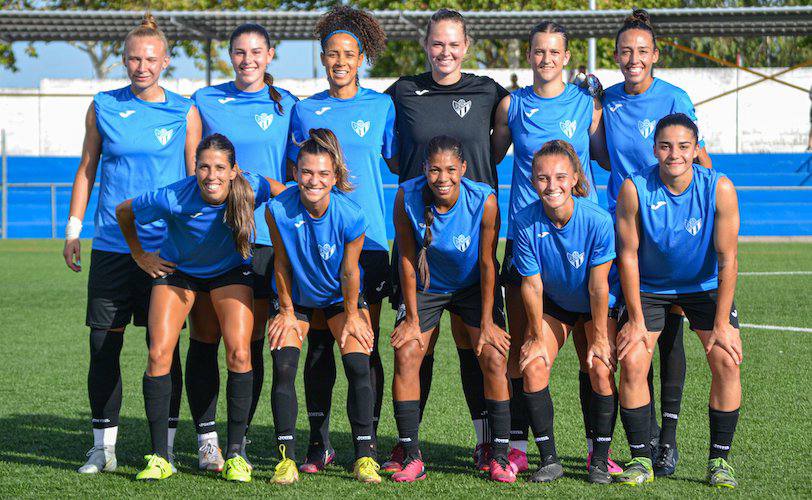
[[1, 129, 6, 239], [205, 38, 212, 87], [588, 0, 596, 74]]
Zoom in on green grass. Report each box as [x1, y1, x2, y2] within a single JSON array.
[[0, 240, 810, 498]]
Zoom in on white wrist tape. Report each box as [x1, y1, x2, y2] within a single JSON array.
[[65, 216, 83, 240]]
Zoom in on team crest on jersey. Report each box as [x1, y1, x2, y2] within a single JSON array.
[[452, 234, 471, 252], [567, 251, 585, 269], [684, 217, 702, 236], [318, 242, 336, 260], [154, 128, 174, 146], [638, 119, 657, 139], [559, 120, 577, 139], [351, 120, 370, 138], [255, 113, 274, 131], [452, 99, 472, 118]]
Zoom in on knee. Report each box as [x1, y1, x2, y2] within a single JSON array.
[[589, 364, 614, 395], [342, 352, 371, 380], [522, 358, 551, 386], [148, 345, 172, 373], [394, 344, 422, 374], [226, 346, 251, 372], [620, 352, 649, 385], [478, 349, 507, 379], [709, 349, 741, 379]]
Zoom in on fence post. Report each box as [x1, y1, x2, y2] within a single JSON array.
[[51, 184, 57, 239], [1, 129, 7, 239]]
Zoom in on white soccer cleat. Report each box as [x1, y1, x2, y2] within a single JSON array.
[[198, 440, 225, 472], [77, 446, 117, 474]]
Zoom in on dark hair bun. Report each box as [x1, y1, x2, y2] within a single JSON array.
[[627, 9, 651, 27]]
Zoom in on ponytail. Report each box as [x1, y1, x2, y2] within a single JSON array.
[[532, 140, 590, 198], [296, 128, 353, 192], [416, 184, 435, 291], [195, 133, 255, 259], [229, 23, 284, 115]]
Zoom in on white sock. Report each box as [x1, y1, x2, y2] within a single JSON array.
[[167, 427, 177, 450], [472, 418, 488, 445], [586, 437, 594, 454], [198, 431, 218, 445], [93, 427, 118, 448], [510, 439, 528, 453]]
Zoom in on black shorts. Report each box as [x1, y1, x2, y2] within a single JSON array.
[[541, 294, 621, 327], [619, 290, 740, 332], [499, 239, 523, 287], [395, 284, 506, 333], [360, 249, 391, 305], [86, 249, 152, 329], [270, 295, 369, 323], [251, 244, 274, 299], [154, 265, 255, 293]]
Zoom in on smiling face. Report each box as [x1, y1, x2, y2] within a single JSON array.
[[654, 125, 698, 179], [424, 20, 468, 80], [296, 152, 337, 207], [424, 150, 467, 205], [321, 33, 363, 92], [615, 29, 659, 88], [196, 148, 237, 205], [230, 32, 274, 90], [123, 36, 169, 92], [527, 32, 570, 84], [533, 153, 578, 211]]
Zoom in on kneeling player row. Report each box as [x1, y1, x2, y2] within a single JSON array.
[[109, 114, 741, 487]]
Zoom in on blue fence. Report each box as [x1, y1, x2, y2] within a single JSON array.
[[2, 153, 811, 238]]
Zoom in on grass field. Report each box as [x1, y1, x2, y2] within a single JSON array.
[[0, 239, 810, 498]]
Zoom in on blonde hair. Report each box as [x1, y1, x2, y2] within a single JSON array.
[[532, 140, 590, 198], [125, 13, 168, 52], [296, 128, 353, 192]]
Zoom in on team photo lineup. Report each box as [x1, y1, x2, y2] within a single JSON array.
[[60, 5, 747, 489]]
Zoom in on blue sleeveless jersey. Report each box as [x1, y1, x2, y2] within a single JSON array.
[[512, 196, 619, 313], [192, 82, 298, 246], [400, 177, 495, 294], [602, 78, 705, 215], [267, 187, 368, 308], [286, 87, 397, 252], [633, 164, 722, 294], [132, 172, 271, 278], [93, 86, 191, 253], [507, 84, 598, 239]]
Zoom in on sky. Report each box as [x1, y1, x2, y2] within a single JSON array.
[[0, 40, 334, 87]]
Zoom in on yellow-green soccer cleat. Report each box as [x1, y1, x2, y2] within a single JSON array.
[[135, 454, 174, 481], [707, 458, 738, 489], [270, 445, 299, 485], [353, 456, 382, 484], [614, 457, 654, 486], [222, 454, 252, 482]]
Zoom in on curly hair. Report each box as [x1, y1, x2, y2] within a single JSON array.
[[314, 6, 387, 63]]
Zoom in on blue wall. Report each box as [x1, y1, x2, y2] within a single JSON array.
[[2, 153, 811, 238]]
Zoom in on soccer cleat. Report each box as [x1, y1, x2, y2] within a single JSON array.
[[707, 458, 738, 489], [77, 446, 117, 474], [473, 443, 492, 472], [353, 456, 382, 484], [588, 460, 612, 484], [586, 450, 623, 475], [489, 458, 517, 483], [198, 440, 225, 472], [392, 458, 427, 483], [135, 454, 174, 481], [270, 445, 299, 485], [299, 448, 336, 474], [382, 442, 405, 473], [653, 443, 679, 477], [528, 456, 564, 483], [222, 455, 252, 482], [615, 457, 654, 485], [507, 447, 529, 473]]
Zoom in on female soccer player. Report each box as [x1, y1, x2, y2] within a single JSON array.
[[391, 136, 511, 483], [116, 133, 274, 482], [285, 7, 396, 472], [490, 20, 614, 473], [614, 113, 741, 488], [265, 128, 380, 485], [63, 13, 201, 474], [512, 140, 620, 484], [384, 8, 509, 472], [603, 9, 712, 475], [189, 23, 297, 470]]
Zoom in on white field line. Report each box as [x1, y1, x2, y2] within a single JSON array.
[[739, 271, 812, 276], [740, 323, 812, 333]]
